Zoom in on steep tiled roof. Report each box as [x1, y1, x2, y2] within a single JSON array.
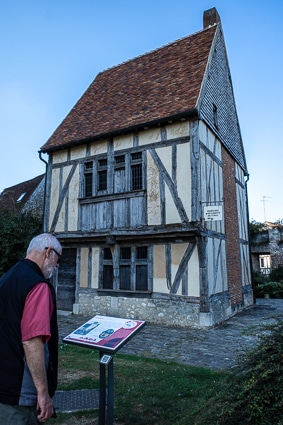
[[0, 174, 45, 212], [41, 25, 217, 152]]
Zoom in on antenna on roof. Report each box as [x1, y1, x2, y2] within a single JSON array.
[[260, 195, 271, 222]]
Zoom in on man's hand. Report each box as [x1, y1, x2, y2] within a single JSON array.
[[23, 336, 55, 422], [36, 392, 55, 422]]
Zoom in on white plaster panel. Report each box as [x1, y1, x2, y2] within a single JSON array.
[[91, 247, 100, 289], [80, 248, 89, 288], [172, 264, 182, 295], [199, 122, 221, 160], [166, 121, 190, 139], [71, 145, 87, 160], [55, 199, 65, 232], [153, 278, 168, 293], [188, 246, 200, 297], [113, 134, 133, 151], [67, 166, 79, 231], [165, 185, 179, 224], [198, 121, 207, 145], [90, 140, 108, 156], [139, 128, 161, 146], [55, 166, 72, 231], [147, 152, 161, 225], [153, 245, 167, 293], [171, 244, 199, 297], [49, 168, 60, 229], [52, 151, 68, 164], [156, 146, 172, 178], [207, 237, 228, 295], [177, 143, 191, 219]]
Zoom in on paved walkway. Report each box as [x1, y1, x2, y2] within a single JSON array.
[[55, 298, 283, 412], [58, 298, 283, 370]]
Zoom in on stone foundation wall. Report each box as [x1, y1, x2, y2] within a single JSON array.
[[75, 289, 253, 327], [78, 291, 201, 327]]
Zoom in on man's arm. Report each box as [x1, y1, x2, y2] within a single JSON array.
[[22, 336, 54, 422]]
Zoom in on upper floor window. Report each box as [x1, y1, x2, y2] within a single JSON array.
[[98, 158, 108, 193], [84, 162, 93, 197], [83, 151, 144, 197], [131, 152, 143, 190]]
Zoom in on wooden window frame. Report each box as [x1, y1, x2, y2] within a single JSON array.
[[100, 245, 151, 293], [82, 150, 144, 198]]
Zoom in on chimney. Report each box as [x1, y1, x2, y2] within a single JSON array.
[[203, 7, 221, 28]]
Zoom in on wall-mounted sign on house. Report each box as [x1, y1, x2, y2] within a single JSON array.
[[203, 205, 223, 222], [40, 8, 253, 327]]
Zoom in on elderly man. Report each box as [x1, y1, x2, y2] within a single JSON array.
[[0, 233, 62, 424]]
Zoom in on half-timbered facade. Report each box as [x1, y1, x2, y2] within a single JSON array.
[[40, 8, 253, 326]]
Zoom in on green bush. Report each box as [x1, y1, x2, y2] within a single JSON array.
[[253, 271, 271, 285], [270, 266, 283, 283], [199, 318, 283, 424], [255, 281, 283, 298]]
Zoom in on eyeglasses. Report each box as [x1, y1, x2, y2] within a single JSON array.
[[45, 247, 62, 264]]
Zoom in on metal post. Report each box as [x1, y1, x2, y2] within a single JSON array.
[[99, 353, 106, 425], [107, 357, 114, 425]]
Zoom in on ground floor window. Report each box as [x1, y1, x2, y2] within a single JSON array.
[[101, 245, 150, 291], [259, 255, 271, 274]]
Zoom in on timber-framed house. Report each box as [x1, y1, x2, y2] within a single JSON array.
[[40, 8, 253, 327]]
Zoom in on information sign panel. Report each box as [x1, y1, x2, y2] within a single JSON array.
[[204, 205, 223, 221], [63, 315, 146, 353]]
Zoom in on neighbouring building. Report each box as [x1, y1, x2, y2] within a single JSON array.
[[40, 8, 253, 327], [0, 174, 45, 215], [251, 223, 283, 275]]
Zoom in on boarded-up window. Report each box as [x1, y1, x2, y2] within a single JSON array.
[[102, 246, 149, 291], [103, 248, 113, 289]]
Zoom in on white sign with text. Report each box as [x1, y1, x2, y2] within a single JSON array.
[[204, 205, 223, 221]]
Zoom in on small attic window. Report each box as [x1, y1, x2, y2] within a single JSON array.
[[17, 192, 26, 202], [213, 104, 219, 129]]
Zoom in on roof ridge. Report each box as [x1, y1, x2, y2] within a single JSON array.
[[98, 24, 218, 76]]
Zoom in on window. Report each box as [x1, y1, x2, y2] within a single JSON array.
[[83, 151, 144, 197], [136, 247, 148, 290], [98, 159, 107, 192], [84, 162, 93, 197], [259, 255, 271, 275], [102, 248, 113, 289], [131, 152, 143, 190], [17, 192, 26, 203], [114, 155, 126, 193], [101, 246, 149, 292]]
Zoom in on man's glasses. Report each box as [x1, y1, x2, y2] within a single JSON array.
[[45, 247, 62, 264]]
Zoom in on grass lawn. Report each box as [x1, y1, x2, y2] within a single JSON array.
[[54, 344, 228, 425]]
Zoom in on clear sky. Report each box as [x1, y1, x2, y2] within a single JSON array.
[[0, 0, 282, 223]]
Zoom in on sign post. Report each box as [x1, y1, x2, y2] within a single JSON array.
[[63, 315, 146, 425]]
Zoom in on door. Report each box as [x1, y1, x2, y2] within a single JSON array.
[[56, 248, 76, 311]]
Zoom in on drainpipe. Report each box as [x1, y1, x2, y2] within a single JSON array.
[[38, 151, 48, 233], [245, 173, 256, 304]]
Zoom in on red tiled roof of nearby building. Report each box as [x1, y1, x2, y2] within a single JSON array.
[[0, 174, 45, 212], [41, 25, 217, 152]]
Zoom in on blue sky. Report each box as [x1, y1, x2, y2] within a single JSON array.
[[0, 0, 282, 222]]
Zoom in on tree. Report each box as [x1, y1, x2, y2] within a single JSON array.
[[0, 209, 42, 275]]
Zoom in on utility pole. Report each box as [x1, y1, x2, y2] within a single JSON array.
[[260, 196, 271, 222]]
